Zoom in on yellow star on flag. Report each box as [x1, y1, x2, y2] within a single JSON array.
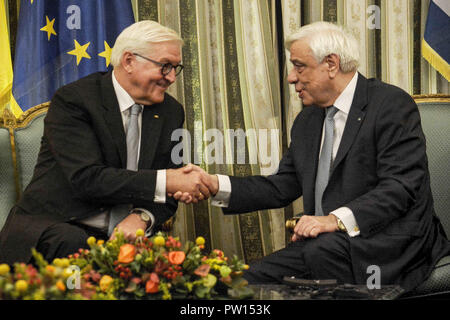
[[98, 41, 112, 67], [40, 16, 57, 41], [67, 40, 91, 65]]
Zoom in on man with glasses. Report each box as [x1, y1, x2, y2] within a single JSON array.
[[0, 20, 212, 265]]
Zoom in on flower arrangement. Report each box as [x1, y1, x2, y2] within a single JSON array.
[[0, 231, 254, 300]]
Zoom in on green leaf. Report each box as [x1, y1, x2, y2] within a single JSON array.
[[124, 281, 137, 293], [195, 285, 209, 299], [227, 286, 254, 299]]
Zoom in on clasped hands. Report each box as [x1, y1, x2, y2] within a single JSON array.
[[166, 164, 218, 204], [111, 164, 215, 242]]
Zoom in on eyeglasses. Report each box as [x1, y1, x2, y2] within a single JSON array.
[[132, 53, 184, 76]]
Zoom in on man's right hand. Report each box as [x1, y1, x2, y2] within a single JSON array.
[[167, 164, 219, 204], [166, 164, 217, 204]]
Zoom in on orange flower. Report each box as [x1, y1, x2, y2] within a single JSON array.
[[45, 265, 55, 274], [118, 244, 136, 264], [194, 264, 211, 277], [145, 276, 159, 294], [56, 280, 66, 292], [168, 251, 185, 265]]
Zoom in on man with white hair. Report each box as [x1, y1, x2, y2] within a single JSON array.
[[179, 21, 450, 292], [0, 20, 212, 264]]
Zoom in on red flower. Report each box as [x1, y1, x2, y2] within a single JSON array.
[[154, 259, 168, 274], [213, 249, 224, 258]]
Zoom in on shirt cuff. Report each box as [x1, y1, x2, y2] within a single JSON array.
[[211, 174, 231, 207], [330, 207, 360, 237], [154, 169, 166, 203]]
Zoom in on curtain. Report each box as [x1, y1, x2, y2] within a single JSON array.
[[4, 0, 449, 264], [134, 0, 287, 263], [131, 0, 449, 264]]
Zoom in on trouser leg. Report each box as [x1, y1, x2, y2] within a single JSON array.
[[244, 232, 354, 284], [33, 222, 107, 263]]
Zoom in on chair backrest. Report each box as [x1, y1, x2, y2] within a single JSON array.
[[414, 95, 450, 236], [0, 103, 49, 231], [0, 125, 15, 230], [14, 107, 47, 191]]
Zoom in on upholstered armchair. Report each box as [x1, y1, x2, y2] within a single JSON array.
[[0, 103, 48, 230], [404, 95, 450, 298]]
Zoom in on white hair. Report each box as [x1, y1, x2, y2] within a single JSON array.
[[111, 20, 183, 67], [285, 21, 359, 73]]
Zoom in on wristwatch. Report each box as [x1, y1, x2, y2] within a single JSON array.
[[131, 208, 151, 225], [336, 216, 347, 232]]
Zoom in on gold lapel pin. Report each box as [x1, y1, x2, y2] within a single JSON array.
[[154, 115, 159, 119]]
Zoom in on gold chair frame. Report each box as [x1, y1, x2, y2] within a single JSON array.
[[412, 94, 450, 104]]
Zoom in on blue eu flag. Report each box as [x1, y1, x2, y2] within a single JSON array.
[[12, 0, 135, 113]]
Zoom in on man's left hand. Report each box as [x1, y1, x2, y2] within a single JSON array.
[[291, 214, 339, 242], [109, 213, 148, 242]]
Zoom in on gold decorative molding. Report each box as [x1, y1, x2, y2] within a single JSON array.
[[1, 107, 17, 128], [15, 102, 50, 128], [0, 101, 50, 129], [0, 108, 20, 202], [412, 94, 450, 104]]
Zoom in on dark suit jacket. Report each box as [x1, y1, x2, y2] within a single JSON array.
[[223, 74, 450, 291], [0, 71, 184, 264]]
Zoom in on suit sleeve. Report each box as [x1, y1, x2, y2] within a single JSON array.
[[346, 89, 428, 237], [223, 138, 302, 214]]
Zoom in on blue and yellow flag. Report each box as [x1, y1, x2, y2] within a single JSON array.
[[12, 0, 135, 116], [0, 0, 20, 115], [422, 0, 450, 81]]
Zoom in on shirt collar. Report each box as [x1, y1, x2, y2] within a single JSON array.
[[112, 71, 136, 113], [333, 72, 358, 115]]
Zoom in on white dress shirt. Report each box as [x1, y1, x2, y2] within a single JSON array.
[[211, 72, 361, 237]]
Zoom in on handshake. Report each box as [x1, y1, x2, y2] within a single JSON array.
[[166, 164, 219, 204]]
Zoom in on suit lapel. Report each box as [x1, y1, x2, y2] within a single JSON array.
[[101, 72, 127, 167], [302, 107, 325, 213], [138, 105, 163, 169], [331, 73, 368, 173]]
